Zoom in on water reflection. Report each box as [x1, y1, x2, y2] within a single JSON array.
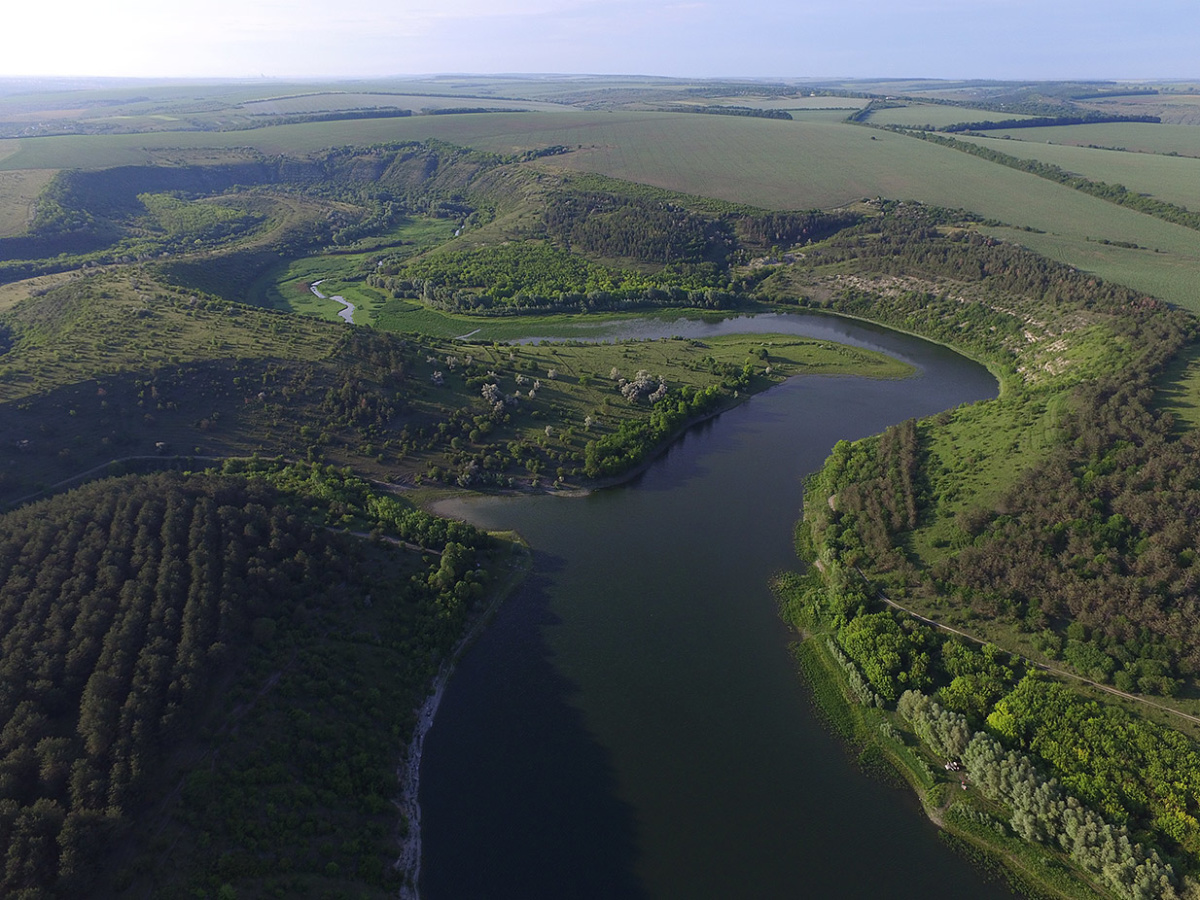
[[421, 314, 1015, 899]]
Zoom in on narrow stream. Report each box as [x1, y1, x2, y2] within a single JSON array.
[[309, 279, 356, 323], [420, 313, 1017, 899]]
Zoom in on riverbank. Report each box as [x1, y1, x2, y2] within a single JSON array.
[[784, 600, 1106, 900], [395, 533, 532, 899]]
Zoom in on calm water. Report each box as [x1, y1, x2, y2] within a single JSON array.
[[422, 313, 1018, 899]]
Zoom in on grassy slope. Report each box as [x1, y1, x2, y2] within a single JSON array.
[[6, 107, 1200, 309], [0, 168, 54, 236], [0, 268, 911, 505]]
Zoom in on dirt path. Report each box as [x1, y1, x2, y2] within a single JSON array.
[[857, 567, 1200, 728]]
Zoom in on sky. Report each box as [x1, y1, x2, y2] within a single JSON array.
[[5, 0, 1198, 81]]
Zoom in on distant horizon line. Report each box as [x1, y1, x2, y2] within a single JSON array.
[[0, 73, 1196, 86]]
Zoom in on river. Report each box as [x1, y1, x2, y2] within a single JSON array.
[[420, 312, 1019, 899]]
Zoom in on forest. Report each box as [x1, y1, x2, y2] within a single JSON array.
[[0, 464, 498, 896]]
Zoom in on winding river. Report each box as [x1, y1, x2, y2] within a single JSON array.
[[421, 313, 1019, 899]]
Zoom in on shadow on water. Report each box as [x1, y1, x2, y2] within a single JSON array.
[[421, 313, 1014, 899], [609, 415, 721, 496], [420, 551, 648, 900]]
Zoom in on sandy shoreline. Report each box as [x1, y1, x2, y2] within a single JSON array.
[[394, 539, 531, 899]]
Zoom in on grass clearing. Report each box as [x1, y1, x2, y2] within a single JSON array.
[[0, 168, 53, 237], [908, 395, 1065, 565]]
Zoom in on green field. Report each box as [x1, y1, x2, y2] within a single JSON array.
[[235, 91, 562, 115], [0, 167, 53, 236], [7, 108, 1200, 310], [974, 121, 1200, 156], [955, 133, 1200, 210], [986, 226, 1200, 311], [864, 104, 1032, 129]]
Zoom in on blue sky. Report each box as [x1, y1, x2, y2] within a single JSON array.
[[6, 0, 1198, 80]]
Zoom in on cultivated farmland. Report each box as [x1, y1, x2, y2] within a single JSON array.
[[970, 121, 1200, 157], [954, 133, 1200, 210], [863, 103, 1032, 129]]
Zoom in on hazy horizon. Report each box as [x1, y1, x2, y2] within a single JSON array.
[[7, 0, 1198, 82]]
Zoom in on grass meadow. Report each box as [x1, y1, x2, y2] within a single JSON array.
[[974, 121, 1200, 156], [0, 168, 54, 236], [956, 133, 1200, 210], [864, 104, 1032, 128]]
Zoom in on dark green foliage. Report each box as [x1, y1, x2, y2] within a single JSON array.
[[581, 383, 725, 478], [732, 209, 861, 251], [544, 190, 732, 265], [809, 419, 923, 573], [0, 472, 328, 893], [940, 113, 1160, 133], [943, 367, 1200, 681], [663, 105, 794, 120], [935, 640, 1016, 721], [837, 612, 932, 701], [0, 465, 487, 896]]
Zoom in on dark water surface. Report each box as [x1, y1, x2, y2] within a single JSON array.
[[421, 314, 1018, 899]]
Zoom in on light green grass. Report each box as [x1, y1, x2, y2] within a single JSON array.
[[0, 168, 54, 237], [236, 92, 560, 115], [975, 122, 1200, 157], [981, 225, 1200, 315], [1154, 344, 1200, 432], [865, 104, 1032, 129], [0, 112, 606, 170], [247, 217, 458, 325], [955, 133, 1200, 210], [909, 394, 1067, 565]]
